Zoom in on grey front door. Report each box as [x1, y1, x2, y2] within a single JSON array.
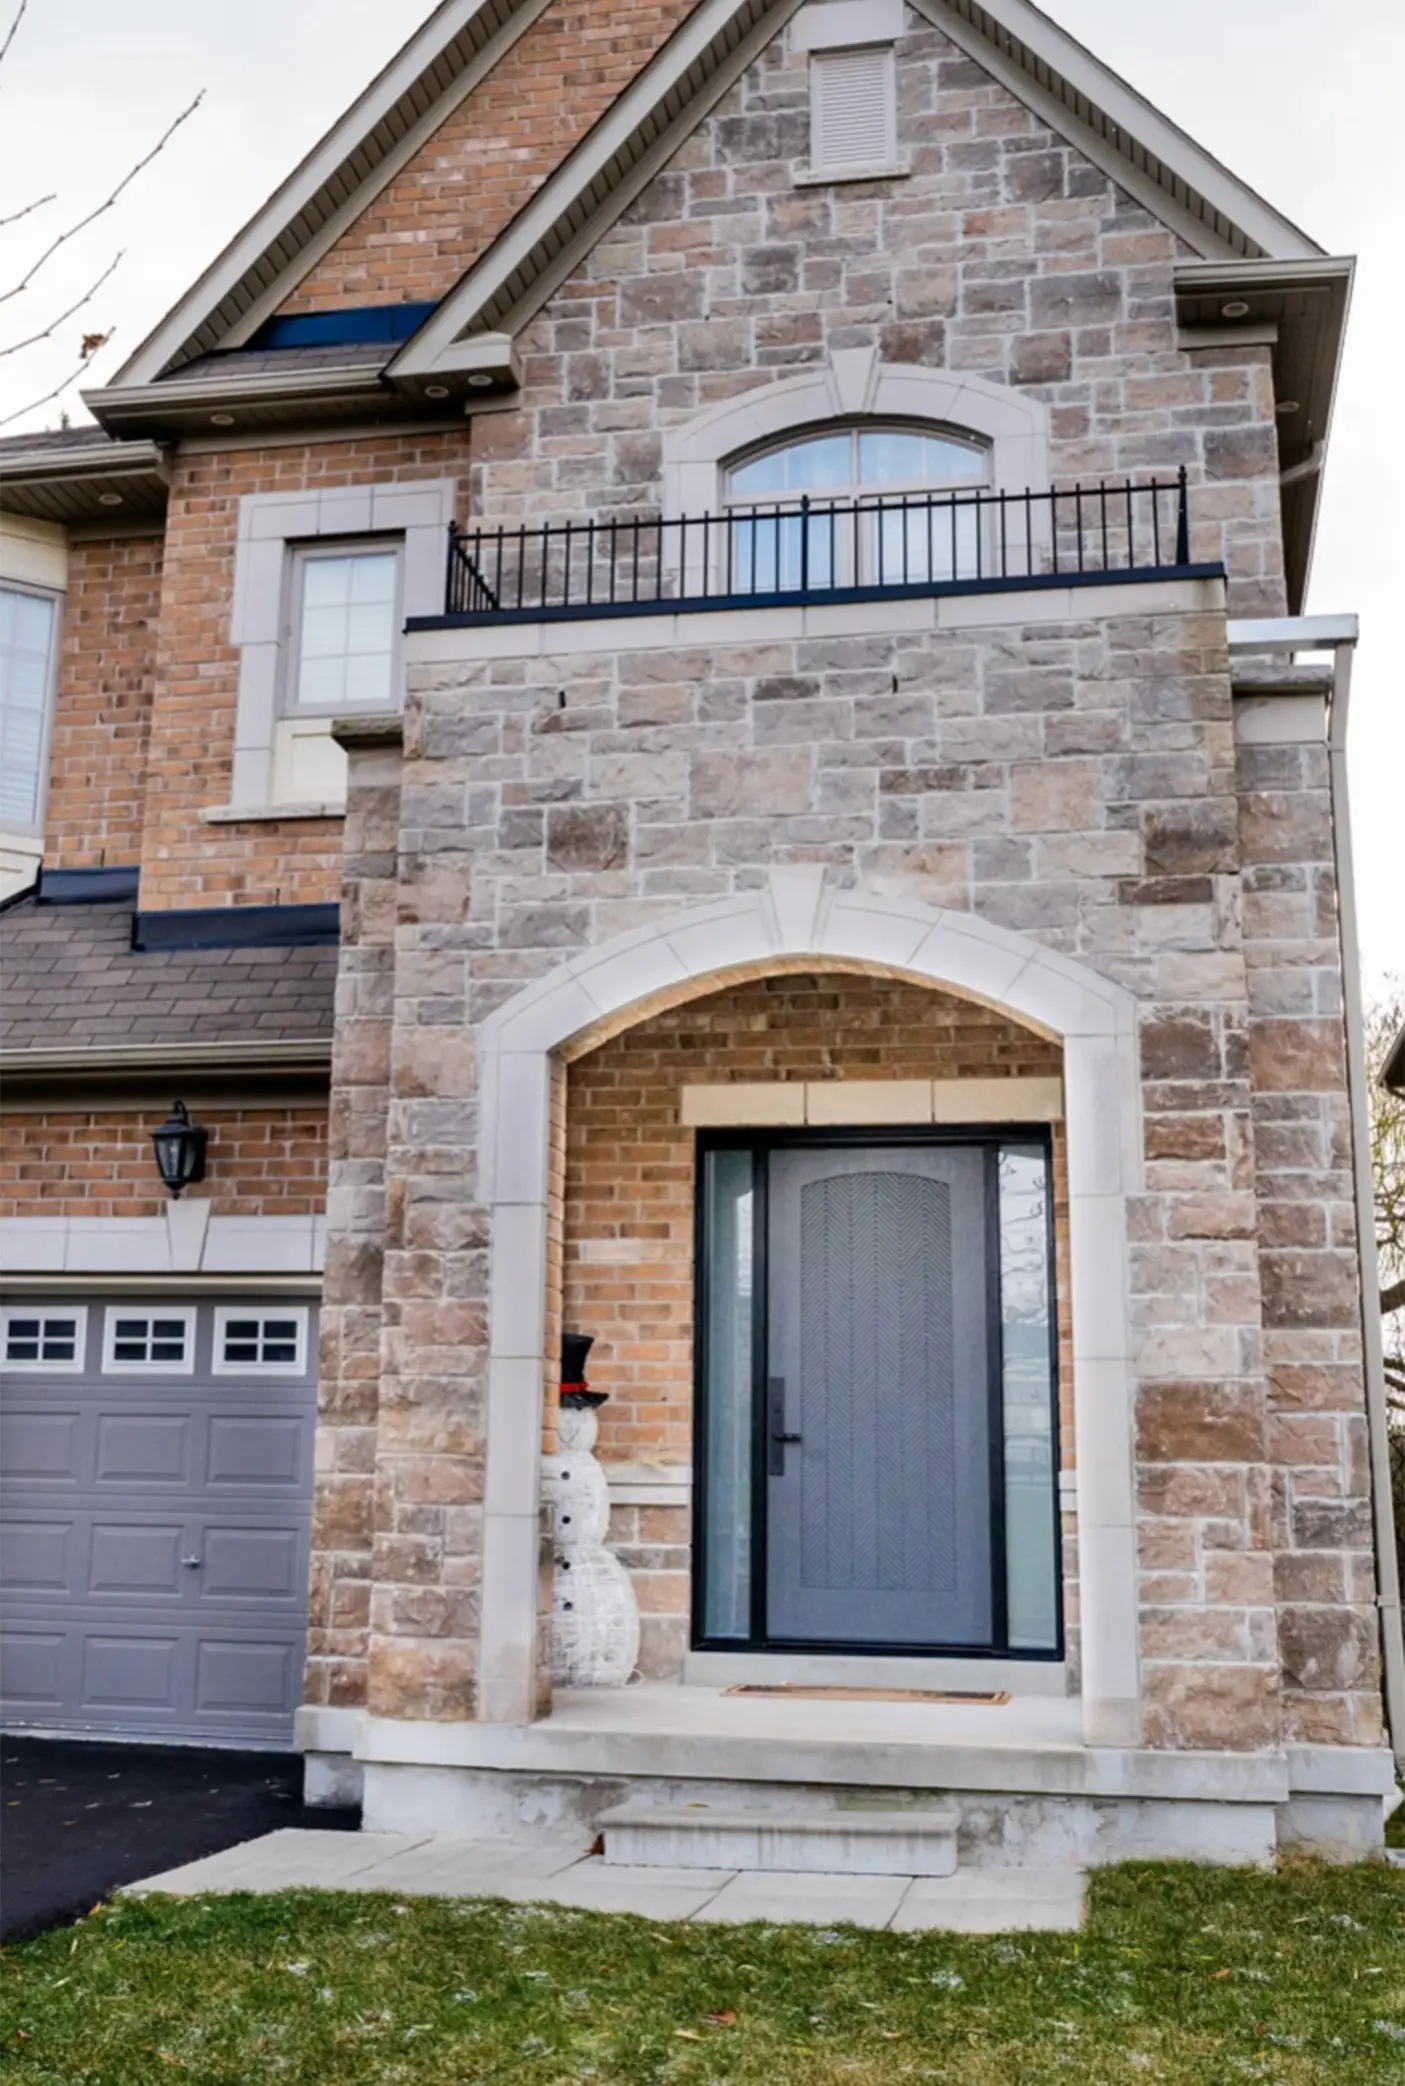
[[0, 1298, 317, 1746], [766, 1146, 993, 1647]]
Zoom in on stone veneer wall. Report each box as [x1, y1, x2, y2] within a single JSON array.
[[468, 9, 1287, 619], [305, 737, 400, 1717], [1238, 726, 1380, 1748], [561, 969, 1069, 1680], [307, 582, 1381, 1748]]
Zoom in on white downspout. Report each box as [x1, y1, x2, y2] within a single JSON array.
[[1326, 641, 1405, 1768]]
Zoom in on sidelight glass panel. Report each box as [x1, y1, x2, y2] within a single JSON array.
[[999, 1145, 1060, 1652], [700, 1148, 756, 1640]]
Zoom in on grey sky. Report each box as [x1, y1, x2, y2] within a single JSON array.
[[0, 0, 1399, 994]]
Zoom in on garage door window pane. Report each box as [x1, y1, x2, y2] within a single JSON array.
[[105, 1312, 194, 1370], [217, 1311, 307, 1372], [2, 1311, 83, 1368]]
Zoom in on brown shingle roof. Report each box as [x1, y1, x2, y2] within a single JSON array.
[[0, 897, 336, 1053]]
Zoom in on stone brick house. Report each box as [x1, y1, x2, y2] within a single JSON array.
[[2, 0, 1400, 1867]]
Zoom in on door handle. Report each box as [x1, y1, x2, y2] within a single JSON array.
[[181, 1556, 203, 1569], [768, 1377, 799, 1474]]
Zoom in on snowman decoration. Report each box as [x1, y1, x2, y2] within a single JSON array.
[[541, 1333, 640, 1687]]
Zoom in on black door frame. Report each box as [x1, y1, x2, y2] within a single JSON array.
[[691, 1125, 1063, 1661]]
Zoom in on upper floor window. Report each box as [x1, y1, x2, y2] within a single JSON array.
[[724, 424, 990, 594], [286, 542, 402, 714], [0, 583, 59, 832]]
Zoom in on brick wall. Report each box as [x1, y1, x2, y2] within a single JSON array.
[[562, 969, 1069, 1679], [45, 535, 162, 869], [470, 13, 1287, 618], [278, 0, 695, 313], [0, 1107, 328, 1220], [137, 430, 471, 913]]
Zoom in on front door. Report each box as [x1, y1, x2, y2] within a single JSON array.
[[766, 1145, 993, 1648], [694, 1133, 1060, 1659]]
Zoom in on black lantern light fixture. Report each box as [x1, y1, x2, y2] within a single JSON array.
[[151, 1100, 208, 1199]]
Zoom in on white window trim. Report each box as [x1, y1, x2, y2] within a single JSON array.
[[101, 1304, 198, 1375], [0, 576, 64, 842], [212, 1304, 310, 1376], [2, 1304, 88, 1374], [222, 478, 456, 815], [280, 538, 406, 719]]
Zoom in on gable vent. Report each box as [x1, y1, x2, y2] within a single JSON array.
[[810, 46, 897, 172]]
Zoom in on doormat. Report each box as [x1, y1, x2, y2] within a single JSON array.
[[723, 1684, 1011, 1705]]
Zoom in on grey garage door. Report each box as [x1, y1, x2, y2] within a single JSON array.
[[0, 1297, 317, 1747]]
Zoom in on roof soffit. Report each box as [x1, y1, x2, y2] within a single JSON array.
[[112, 0, 551, 387]]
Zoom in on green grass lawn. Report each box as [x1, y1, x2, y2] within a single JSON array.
[[3, 1863, 1404, 2085]]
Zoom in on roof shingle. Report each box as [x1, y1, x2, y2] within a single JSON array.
[[0, 898, 336, 1053]]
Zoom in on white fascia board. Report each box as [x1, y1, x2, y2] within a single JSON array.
[[910, 0, 1324, 263], [393, 0, 808, 377], [1227, 615, 1359, 652], [111, 0, 549, 388]]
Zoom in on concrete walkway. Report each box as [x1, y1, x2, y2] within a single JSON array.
[[125, 1828, 1086, 1932]]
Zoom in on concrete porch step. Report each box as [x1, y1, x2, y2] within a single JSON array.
[[599, 1802, 960, 1876]]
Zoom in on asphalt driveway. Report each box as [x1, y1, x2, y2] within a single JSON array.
[[0, 1737, 359, 1943]]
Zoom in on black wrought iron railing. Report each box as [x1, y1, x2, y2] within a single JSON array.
[[437, 468, 1201, 625]]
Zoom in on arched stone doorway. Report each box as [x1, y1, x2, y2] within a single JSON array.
[[476, 870, 1143, 1747]]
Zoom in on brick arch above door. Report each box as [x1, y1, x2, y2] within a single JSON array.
[[475, 870, 1144, 1749]]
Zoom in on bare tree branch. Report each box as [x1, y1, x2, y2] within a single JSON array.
[[0, 192, 55, 231], [0, 251, 122, 358], [0, 88, 204, 307], [0, 330, 112, 428], [0, 0, 29, 73]]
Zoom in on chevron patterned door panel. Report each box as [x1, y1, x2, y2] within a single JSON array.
[[765, 1146, 992, 1646]]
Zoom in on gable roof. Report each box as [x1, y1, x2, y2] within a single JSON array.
[[392, 0, 1324, 381], [915, 0, 1322, 264], [111, 0, 1327, 397], [109, 0, 551, 388]]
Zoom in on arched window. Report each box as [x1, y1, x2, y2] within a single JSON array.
[[723, 423, 990, 595]]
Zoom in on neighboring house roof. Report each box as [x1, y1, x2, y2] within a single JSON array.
[[0, 896, 336, 1054], [1385, 1022, 1405, 1097], [0, 430, 168, 526]]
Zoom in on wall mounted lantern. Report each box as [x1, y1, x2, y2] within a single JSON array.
[[152, 1100, 208, 1199]]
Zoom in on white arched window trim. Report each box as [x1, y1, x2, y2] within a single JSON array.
[[662, 348, 1052, 596]]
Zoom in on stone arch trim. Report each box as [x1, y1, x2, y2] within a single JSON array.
[[477, 871, 1142, 1748], [661, 347, 1052, 517]]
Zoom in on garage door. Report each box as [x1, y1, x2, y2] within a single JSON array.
[[0, 1297, 317, 1747]]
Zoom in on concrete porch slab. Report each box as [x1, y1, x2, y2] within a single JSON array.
[[354, 1683, 1293, 1804], [121, 1829, 1088, 1932]]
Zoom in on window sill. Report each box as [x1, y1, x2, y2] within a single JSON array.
[[794, 159, 910, 187], [200, 801, 345, 825]]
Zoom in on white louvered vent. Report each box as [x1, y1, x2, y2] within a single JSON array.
[[810, 46, 897, 172]]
